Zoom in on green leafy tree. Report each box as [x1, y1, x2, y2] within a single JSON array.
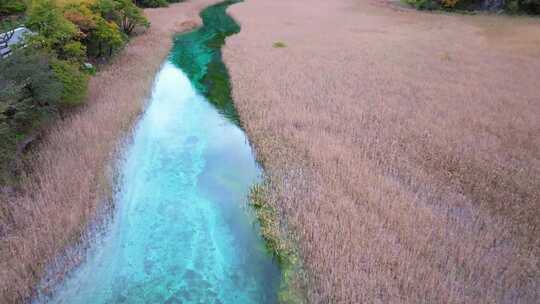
[[134, 0, 168, 8], [92, 0, 118, 21], [93, 0, 149, 35], [0, 49, 62, 180], [0, 0, 26, 17], [63, 2, 98, 32], [50, 59, 88, 106], [114, 0, 149, 35], [62, 2, 101, 59], [88, 18, 124, 57], [61, 40, 86, 61], [519, 0, 540, 13], [0, 49, 62, 108], [58, 0, 130, 59], [26, 0, 80, 54]]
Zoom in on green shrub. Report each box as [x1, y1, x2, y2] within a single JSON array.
[[506, 0, 521, 12], [0, 49, 62, 181], [518, 0, 540, 13], [51, 59, 89, 106], [92, 0, 117, 21], [403, 0, 540, 13], [135, 0, 168, 8], [63, 0, 136, 59], [113, 0, 149, 35], [85, 18, 125, 57], [26, 0, 79, 51], [63, 2, 99, 32], [0, 0, 151, 183], [94, 0, 149, 34], [403, 0, 440, 10], [25, 0, 147, 61], [0, 49, 62, 108], [0, 0, 26, 16], [62, 40, 87, 61]]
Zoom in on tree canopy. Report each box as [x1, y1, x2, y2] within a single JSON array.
[[0, 0, 150, 183]]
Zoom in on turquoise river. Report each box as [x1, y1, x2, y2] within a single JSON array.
[[42, 1, 281, 303]]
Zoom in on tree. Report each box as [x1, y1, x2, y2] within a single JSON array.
[[93, 0, 149, 35], [89, 18, 124, 57], [0, 49, 62, 108], [134, 0, 168, 8], [50, 59, 88, 106], [519, 0, 540, 13], [0, 0, 26, 17], [57, 0, 130, 59], [114, 0, 149, 35], [92, 0, 118, 22], [62, 40, 86, 61], [0, 48, 62, 181], [63, 2, 98, 33], [25, 0, 80, 54]]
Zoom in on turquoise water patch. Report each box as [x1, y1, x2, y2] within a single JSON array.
[[45, 62, 279, 304], [43, 1, 281, 302], [170, 0, 241, 125]]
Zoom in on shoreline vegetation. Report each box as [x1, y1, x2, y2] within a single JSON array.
[[0, 1, 219, 302], [400, 0, 539, 14], [249, 183, 306, 304], [0, 0, 150, 186]]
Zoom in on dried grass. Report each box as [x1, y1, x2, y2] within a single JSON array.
[[225, 0, 540, 302], [0, 1, 219, 302]]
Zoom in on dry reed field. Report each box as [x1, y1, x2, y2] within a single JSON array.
[[0, 1, 219, 302], [225, 0, 540, 302]]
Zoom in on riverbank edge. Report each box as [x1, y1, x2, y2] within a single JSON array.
[[0, 2, 220, 302], [249, 183, 307, 304]]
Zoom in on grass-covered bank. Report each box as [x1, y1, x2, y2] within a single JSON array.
[[249, 184, 306, 304], [0, 1, 219, 302]]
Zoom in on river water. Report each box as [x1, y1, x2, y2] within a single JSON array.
[[44, 2, 280, 303]]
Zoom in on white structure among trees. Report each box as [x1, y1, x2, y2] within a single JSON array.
[[0, 27, 31, 58]]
